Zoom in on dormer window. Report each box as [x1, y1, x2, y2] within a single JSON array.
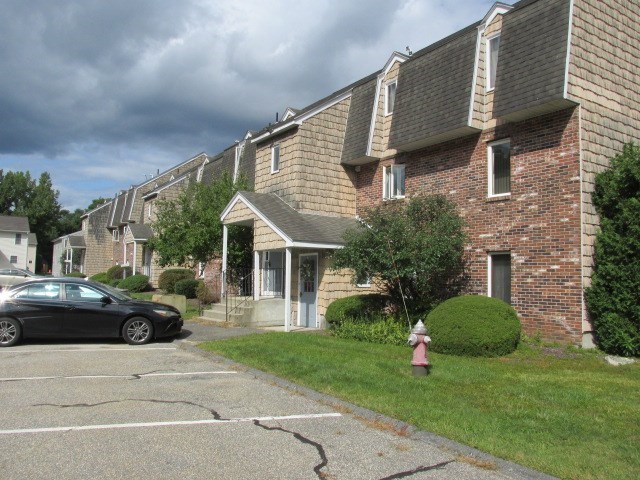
[[112, 230, 120, 242], [385, 81, 397, 115], [271, 144, 280, 173], [486, 34, 501, 91]]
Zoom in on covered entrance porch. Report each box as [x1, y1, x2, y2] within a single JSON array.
[[220, 191, 359, 331]]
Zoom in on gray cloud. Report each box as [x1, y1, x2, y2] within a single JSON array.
[[0, 0, 495, 208]]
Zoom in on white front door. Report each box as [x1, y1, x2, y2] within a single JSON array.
[[262, 251, 283, 296], [298, 254, 318, 328]]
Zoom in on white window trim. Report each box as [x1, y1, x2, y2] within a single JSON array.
[[147, 203, 152, 220], [383, 164, 406, 200], [486, 33, 501, 92], [384, 80, 397, 116], [271, 144, 280, 174], [112, 230, 120, 242], [356, 273, 371, 288], [487, 138, 511, 198]]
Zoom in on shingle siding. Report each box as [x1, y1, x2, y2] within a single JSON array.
[[389, 26, 479, 151], [493, 0, 572, 119], [341, 78, 377, 165]]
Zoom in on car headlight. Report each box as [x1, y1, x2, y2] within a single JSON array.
[[153, 308, 177, 317]]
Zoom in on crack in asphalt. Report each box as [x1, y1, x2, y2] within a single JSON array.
[[253, 419, 329, 479], [378, 460, 455, 479]]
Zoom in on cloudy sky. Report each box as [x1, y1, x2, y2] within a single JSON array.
[[1, 0, 496, 210]]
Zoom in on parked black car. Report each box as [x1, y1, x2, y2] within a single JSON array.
[[0, 278, 183, 347]]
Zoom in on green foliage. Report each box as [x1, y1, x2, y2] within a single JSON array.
[[106, 265, 132, 281], [330, 317, 407, 345], [196, 280, 219, 304], [57, 208, 84, 237], [174, 279, 200, 299], [332, 194, 467, 314], [109, 279, 121, 287], [426, 295, 521, 357], [325, 294, 389, 325], [148, 172, 253, 269], [64, 271, 86, 278], [0, 170, 62, 271], [158, 268, 195, 294], [118, 274, 150, 293], [585, 143, 640, 356], [86, 197, 110, 211], [90, 272, 109, 284]]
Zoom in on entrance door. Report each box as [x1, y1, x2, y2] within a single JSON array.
[[262, 251, 283, 297], [298, 254, 318, 328]]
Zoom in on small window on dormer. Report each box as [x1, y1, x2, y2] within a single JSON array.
[[112, 230, 120, 242], [271, 144, 280, 173], [486, 34, 501, 91], [385, 81, 397, 115]]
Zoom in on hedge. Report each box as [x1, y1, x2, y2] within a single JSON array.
[[425, 295, 521, 357], [174, 279, 199, 299], [158, 269, 195, 294], [325, 294, 389, 325], [118, 274, 150, 293], [106, 265, 132, 281]]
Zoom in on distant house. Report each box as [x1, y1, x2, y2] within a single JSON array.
[[0, 215, 36, 271]]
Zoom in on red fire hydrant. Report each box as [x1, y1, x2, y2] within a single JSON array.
[[408, 320, 431, 376]]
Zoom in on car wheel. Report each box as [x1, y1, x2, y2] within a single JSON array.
[[0, 318, 21, 347], [123, 317, 154, 345]]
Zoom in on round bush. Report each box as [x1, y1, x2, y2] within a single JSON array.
[[426, 295, 521, 357], [325, 294, 388, 325], [174, 279, 200, 299], [118, 274, 149, 293], [90, 272, 109, 284], [106, 265, 132, 281], [158, 269, 195, 294]]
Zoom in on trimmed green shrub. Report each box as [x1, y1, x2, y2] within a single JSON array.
[[106, 265, 132, 280], [90, 272, 109, 284], [175, 279, 199, 299], [158, 268, 195, 294], [331, 316, 407, 345], [426, 295, 521, 357], [65, 271, 86, 278], [585, 143, 640, 356], [325, 294, 389, 325], [118, 274, 149, 293], [109, 279, 121, 287], [196, 281, 219, 304]]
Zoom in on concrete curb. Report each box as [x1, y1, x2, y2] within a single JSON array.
[[178, 339, 558, 480]]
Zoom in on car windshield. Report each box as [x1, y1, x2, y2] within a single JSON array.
[[98, 283, 133, 301]]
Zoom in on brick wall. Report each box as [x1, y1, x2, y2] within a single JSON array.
[[356, 107, 583, 343]]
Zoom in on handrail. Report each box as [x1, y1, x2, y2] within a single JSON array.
[[224, 268, 254, 322]]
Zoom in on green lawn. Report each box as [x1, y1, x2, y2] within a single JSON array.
[[200, 333, 640, 480]]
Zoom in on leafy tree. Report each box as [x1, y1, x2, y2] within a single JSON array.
[[57, 209, 84, 236], [585, 143, 640, 356], [86, 197, 110, 211], [0, 170, 62, 271], [148, 172, 252, 269], [332, 194, 468, 314]]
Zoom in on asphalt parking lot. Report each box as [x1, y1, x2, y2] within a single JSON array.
[[0, 322, 552, 480]]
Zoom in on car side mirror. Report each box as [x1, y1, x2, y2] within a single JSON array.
[[101, 296, 112, 304]]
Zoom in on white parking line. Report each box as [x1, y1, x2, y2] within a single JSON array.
[[0, 371, 237, 382], [0, 413, 343, 435], [0, 347, 177, 354]]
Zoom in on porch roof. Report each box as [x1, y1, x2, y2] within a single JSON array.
[[222, 191, 359, 249], [127, 224, 154, 242]]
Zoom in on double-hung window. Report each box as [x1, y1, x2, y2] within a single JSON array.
[[271, 144, 280, 173], [488, 139, 511, 197], [15, 233, 22, 245], [489, 252, 511, 304], [486, 34, 500, 91], [385, 81, 397, 115], [383, 164, 405, 200]]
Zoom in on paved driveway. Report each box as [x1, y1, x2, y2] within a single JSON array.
[[0, 322, 553, 479]]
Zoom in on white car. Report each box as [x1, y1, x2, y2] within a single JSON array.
[[0, 268, 36, 289]]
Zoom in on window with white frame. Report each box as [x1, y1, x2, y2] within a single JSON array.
[[10, 255, 17, 264], [489, 252, 511, 304], [383, 164, 405, 200], [356, 271, 371, 288], [112, 229, 120, 242], [486, 34, 501, 91], [147, 203, 153, 220], [385, 81, 397, 115], [488, 139, 511, 197], [15, 233, 22, 245], [271, 144, 280, 173]]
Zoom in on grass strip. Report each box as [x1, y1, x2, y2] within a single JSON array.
[[200, 333, 640, 480]]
